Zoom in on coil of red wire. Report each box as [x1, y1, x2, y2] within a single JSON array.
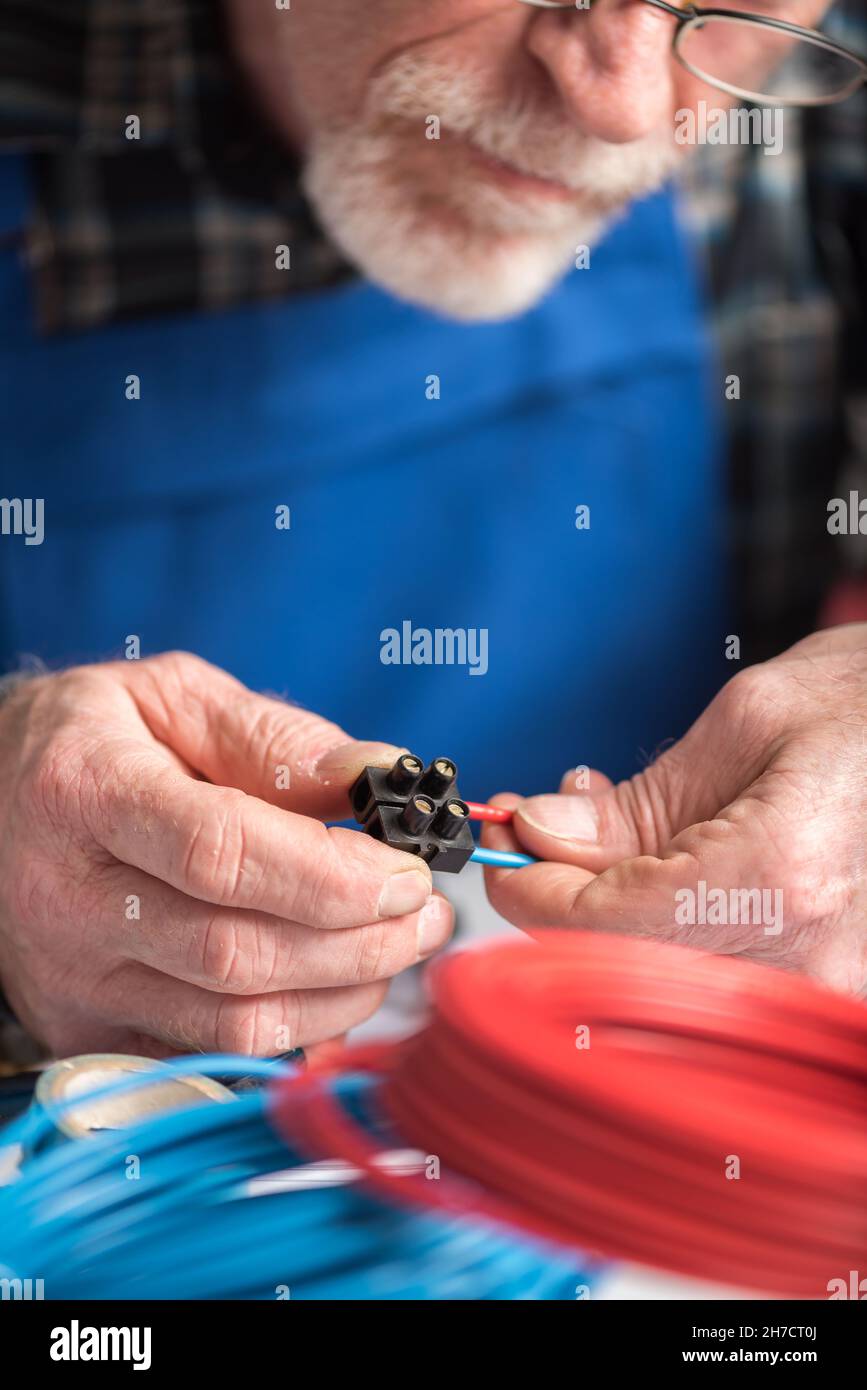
[[271, 932, 867, 1297]]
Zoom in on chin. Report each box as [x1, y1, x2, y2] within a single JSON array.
[[303, 136, 619, 322], [372, 236, 581, 323], [301, 51, 681, 321]]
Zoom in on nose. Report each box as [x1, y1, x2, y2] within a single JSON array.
[[525, 0, 676, 143]]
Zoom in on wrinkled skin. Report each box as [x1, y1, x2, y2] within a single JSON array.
[[484, 627, 867, 995], [0, 655, 453, 1056], [0, 2, 848, 1054]]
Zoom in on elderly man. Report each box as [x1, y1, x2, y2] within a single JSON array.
[[0, 0, 863, 1063]]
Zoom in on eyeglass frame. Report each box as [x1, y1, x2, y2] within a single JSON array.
[[518, 0, 867, 106]]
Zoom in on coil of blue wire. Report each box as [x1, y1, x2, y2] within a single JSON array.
[[0, 1055, 589, 1300]]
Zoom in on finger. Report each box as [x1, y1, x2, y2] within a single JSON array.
[[558, 767, 615, 795], [512, 789, 639, 871], [511, 668, 786, 873], [122, 650, 405, 819], [479, 792, 555, 907], [97, 961, 390, 1054], [512, 732, 741, 873], [485, 859, 596, 930], [80, 737, 433, 928], [103, 864, 454, 991], [492, 778, 794, 961]]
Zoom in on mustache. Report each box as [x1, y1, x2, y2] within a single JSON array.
[[365, 54, 679, 197]]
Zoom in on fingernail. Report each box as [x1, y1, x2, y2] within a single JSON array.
[[416, 897, 453, 958], [520, 794, 599, 843], [315, 741, 406, 786], [378, 870, 431, 919]]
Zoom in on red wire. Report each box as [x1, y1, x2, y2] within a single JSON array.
[[270, 933, 867, 1297], [465, 802, 513, 823]]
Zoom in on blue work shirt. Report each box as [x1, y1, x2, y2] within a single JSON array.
[[0, 153, 731, 800]]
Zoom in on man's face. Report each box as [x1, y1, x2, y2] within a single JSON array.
[[229, 0, 834, 320]]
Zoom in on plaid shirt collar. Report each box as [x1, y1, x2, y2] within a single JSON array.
[[0, 0, 353, 335]]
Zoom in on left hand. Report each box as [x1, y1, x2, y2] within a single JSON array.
[[483, 626, 867, 993]]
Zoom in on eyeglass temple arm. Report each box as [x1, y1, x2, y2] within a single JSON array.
[[524, 0, 696, 11]]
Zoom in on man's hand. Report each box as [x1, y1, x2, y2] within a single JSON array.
[[484, 626, 867, 994], [0, 653, 453, 1057]]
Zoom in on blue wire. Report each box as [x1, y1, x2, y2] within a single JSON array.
[[344, 818, 538, 870], [4, 1053, 296, 1155], [0, 1057, 590, 1300], [471, 847, 537, 869]]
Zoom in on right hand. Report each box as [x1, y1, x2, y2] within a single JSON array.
[[0, 652, 453, 1058]]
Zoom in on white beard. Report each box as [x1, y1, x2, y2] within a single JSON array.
[[303, 57, 680, 322]]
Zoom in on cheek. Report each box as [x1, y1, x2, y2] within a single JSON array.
[[227, 3, 404, 134], [672, 68, 727, 115], [289, 1, 523, 128], [281, 3, 427, 124]]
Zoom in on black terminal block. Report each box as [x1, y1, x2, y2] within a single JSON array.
[[349, 753, 475, 873]]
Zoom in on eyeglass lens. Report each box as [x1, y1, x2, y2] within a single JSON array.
[[676, 9, 863, 103]]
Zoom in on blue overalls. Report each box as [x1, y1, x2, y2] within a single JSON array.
[[0, 153, 730, 799]]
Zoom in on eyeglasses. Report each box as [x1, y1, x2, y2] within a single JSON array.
[[518, 1, 867, 106]]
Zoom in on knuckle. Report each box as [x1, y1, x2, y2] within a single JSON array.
[[227, 698, 342, 789], [351, 923, 406, 983], [715, 663, 786, 735], [255, 923, 284, 993], [296, 834, 345, 924], [234, 699, 294, 775], [209, 997, 239, 1054], [780, 859, 845, 931], [131, 651, 229, 741], [180, 794, 257, 904], [196, 914, 256, 992], [213, 995, 296, 1056], [143, 650, 206, 682], [130, 652, 208, 732], [39, 666, 114, 721], [211, 995, 256, 1054], [23, 727, 123, 848], [275, 705, 344, 764]]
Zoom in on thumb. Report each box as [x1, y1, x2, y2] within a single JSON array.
[[487, 782, 788, 961], [512, 779, 673, 873], [487, 762, 793, 962], [512, 754, 693, 872], [125, 651, 404, 820], [513, 711, 769, 874]]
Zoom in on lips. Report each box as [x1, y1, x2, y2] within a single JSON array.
[[461, 138, 576, 199]]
